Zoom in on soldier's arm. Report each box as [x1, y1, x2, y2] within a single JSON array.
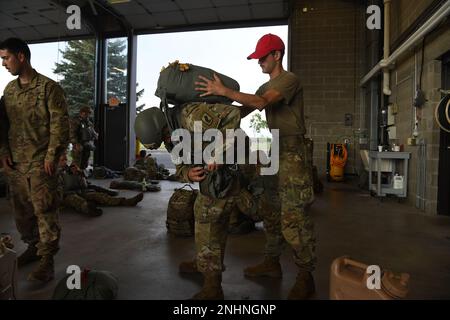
[[195, 74, 284, 111], [240, 105, 255, 118], [46, 84, 70, 164]]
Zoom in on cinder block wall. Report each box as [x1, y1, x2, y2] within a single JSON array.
[[288, 0, 365, 177], [387, 0, 450, 214], [288, 0, 449, 214]]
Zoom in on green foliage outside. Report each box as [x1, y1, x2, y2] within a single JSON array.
[[249, 112, 268, 134], [54, 39, 144, 117]]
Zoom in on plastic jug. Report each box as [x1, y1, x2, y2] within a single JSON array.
[[393, 174, 404, 189], [330, 256, 410, 300]]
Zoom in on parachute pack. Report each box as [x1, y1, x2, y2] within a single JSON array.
[[155, 61, 240, 106]]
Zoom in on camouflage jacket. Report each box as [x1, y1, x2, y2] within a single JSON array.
[[69, 116, 96, 145], [57, 165, 88, 195], [0, 70, 70, 164]]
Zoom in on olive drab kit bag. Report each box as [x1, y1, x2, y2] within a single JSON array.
[[52, 269, 118, 300], [155, 61, 240, 106], [166, 185, 198, 237]]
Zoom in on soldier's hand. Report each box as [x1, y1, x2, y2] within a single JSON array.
[[44, 160, 55, 176], [1, 156, 13, 170], [188, 166, 206, 182], [74, 143, 82, 152], [195, 74, 227, 97]]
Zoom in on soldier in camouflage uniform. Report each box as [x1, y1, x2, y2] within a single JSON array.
[[58, 153, 144, 217], [195, 33, 316, 299], [133, 150, 170, 180], [135, 104, 242, 300], [0, 38, 70, 282], [70, 106, 98, 170]]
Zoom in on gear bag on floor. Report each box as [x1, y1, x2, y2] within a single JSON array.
[[166, 184, 198, 237]]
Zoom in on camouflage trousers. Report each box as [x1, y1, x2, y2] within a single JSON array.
[[71, 148, 90, 170], [194, 192, 236, 273], [63, 192, 124, 214], [262, 140, 316, 272], [6, 162, 61, 257]]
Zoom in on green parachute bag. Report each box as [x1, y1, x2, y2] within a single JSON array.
[[166, 184, 198, 237], [155, 61, 240, 105], [52, 269, 118, 300]]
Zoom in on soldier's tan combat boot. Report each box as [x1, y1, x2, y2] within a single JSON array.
[[287, 270, 315, 300], [28, 256, 55, 283], [121, 192, 144, 206], [244, 256, 282, 278], [17, 245, 39, 268], [191, 273, 224, 300]]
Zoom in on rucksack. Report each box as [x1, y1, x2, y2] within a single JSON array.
[[166, 185, 198, 237], [52, 269, 118, 300], [155, 61, 240, 105]]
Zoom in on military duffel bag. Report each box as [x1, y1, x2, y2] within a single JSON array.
[[52, 269, 118, 300], [166, 184, 198, 237], [155, 61, 240, 105]]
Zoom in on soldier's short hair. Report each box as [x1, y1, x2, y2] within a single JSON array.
[[79, 106, 93, 114], [0, 38, 31, 62]]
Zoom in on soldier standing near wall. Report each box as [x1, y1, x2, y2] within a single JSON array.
[[195, 33, 316, 299], [0, 38, 70, 283]]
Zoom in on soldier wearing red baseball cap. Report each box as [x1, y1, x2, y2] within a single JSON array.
[[195, 33, 316, 300], [246, 33, 285, 60]]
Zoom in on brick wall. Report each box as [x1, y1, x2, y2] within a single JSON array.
[[390, 0, 436, 45], [288, 0, 450, 214], [288, 0, 365, 176]]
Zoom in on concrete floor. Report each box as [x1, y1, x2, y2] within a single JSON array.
[[1, 177, 450, 300]]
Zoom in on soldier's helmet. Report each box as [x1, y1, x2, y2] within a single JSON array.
[[79, 106, 93, 114], [134, 107, 167, 149]]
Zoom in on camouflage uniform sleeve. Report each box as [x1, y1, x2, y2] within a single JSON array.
[[0, 96, 10, 159], [45, 84, 70, 163], [175, 164, 194, 183]]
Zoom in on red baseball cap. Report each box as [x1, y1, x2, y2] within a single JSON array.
[[247, 33, 285, 60]]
